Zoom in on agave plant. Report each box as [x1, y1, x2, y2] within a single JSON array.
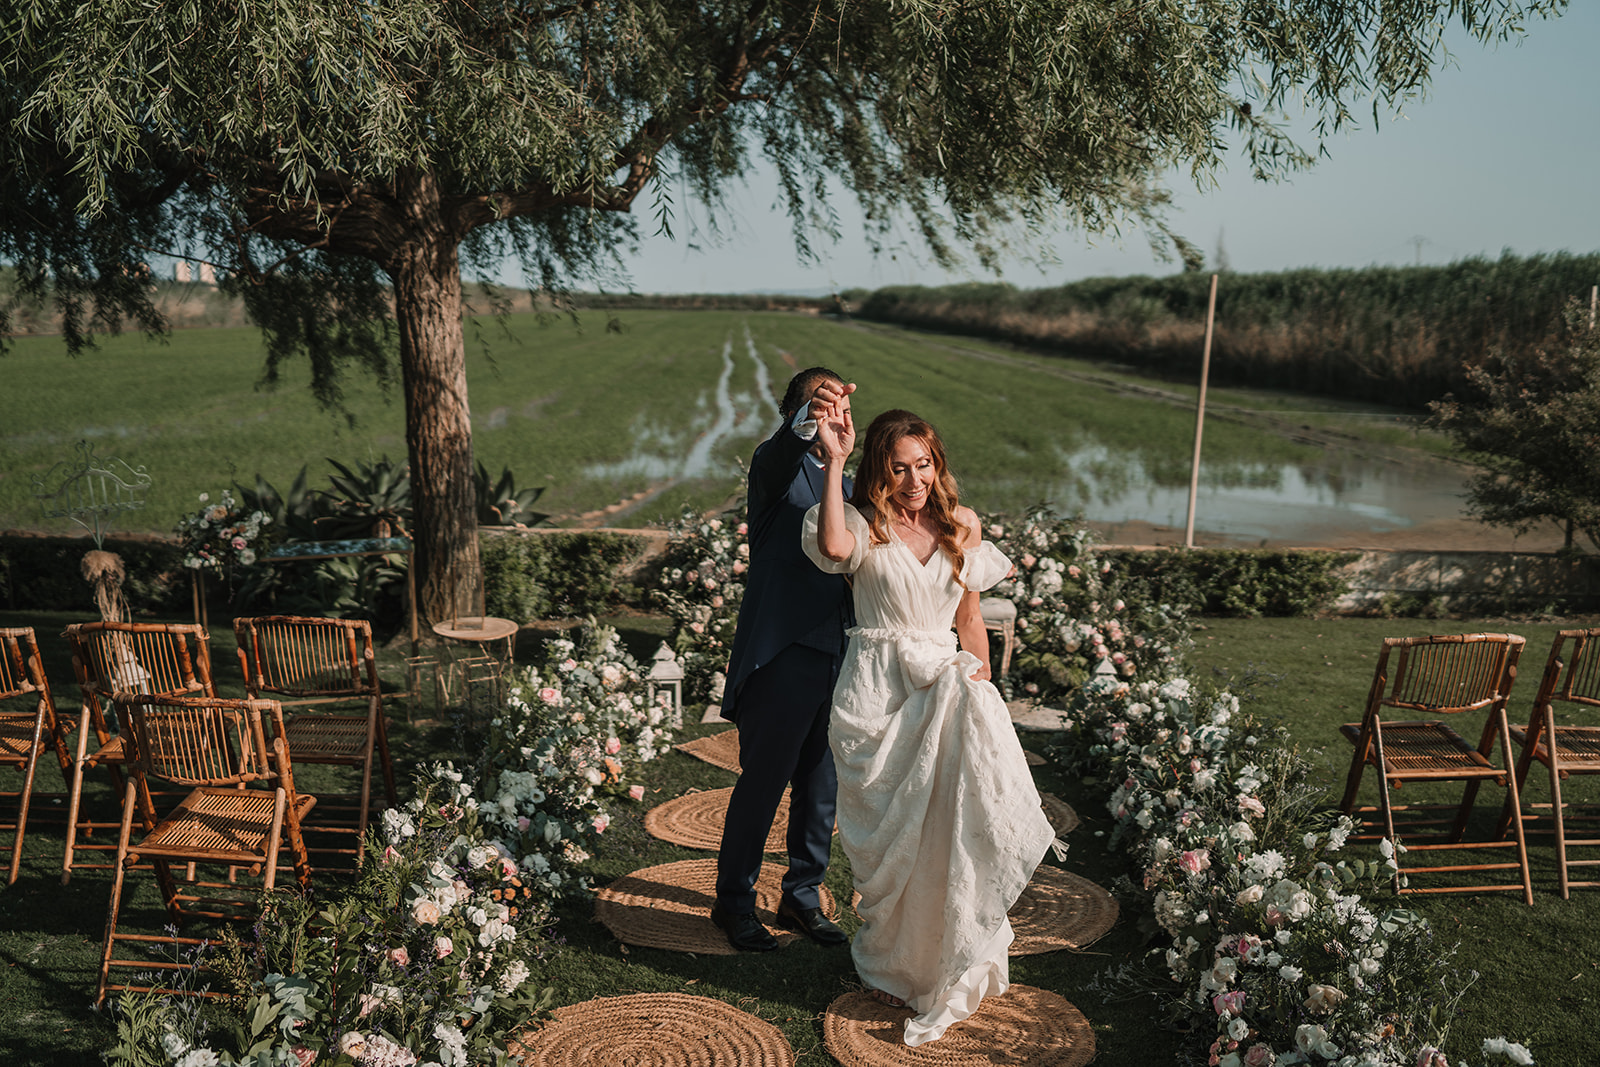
[[475, 461, 548, 527], [317, 455, 413, 539], [234, 465, 320, 542]]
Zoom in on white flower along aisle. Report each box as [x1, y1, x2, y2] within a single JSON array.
[[659, 503, 1538, 1067], [107, 621, 674, 1067]]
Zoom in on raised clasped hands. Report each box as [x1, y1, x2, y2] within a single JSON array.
[[811, 381, 856, 464]]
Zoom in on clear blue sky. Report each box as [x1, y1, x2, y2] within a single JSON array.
[[546, 5, 1599, 294]]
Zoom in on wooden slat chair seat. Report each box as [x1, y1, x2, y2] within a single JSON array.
[[1338, 632, 1533, 903], [0, 628, 75, 884], [234, 616, 396, 864], [61, 622, 215, 884], [1497, 629, 1600, 898], [98, 694, 314, 1005]]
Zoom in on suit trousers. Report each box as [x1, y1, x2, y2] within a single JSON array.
[[715, 642, 840, 913]]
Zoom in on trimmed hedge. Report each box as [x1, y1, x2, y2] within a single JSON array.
[[1, 529, 652, 626], [0, 535, 189, 614], [480, 529, 649, 621], [1104, 547, 1359, 618]]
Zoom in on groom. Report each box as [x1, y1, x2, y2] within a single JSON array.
[[711, 367, 856, 951]]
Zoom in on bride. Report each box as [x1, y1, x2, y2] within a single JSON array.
[[803, 405, 1057, 1045]]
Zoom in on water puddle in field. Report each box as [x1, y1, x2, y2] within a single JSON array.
[[1034, 442, 1472, 545], [584, 325, 778, 483]]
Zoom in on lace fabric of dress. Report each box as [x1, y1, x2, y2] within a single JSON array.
[[802, 503, 1057, 1045]]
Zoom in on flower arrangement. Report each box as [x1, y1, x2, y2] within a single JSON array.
[[984, 505, 1190, 702], [174, 489, 273, 573], [1059, 669, 1539, 1066], [654, 504, 748, 704], [109, 765, 554, 1067], [475, 620, 670, 897]]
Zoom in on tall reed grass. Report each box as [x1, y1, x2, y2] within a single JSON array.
[[857, 252, 1600, 408]]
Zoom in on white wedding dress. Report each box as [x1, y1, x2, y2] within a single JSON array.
[[803, 503, 1057, 1045]]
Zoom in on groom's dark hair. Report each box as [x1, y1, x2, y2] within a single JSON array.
[[779, 366, 844, 421]]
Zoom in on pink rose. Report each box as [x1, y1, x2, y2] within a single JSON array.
[[517, 815, 531, 833], [690, 622, 705, 634], [1067, 565, 1081, 578], [605, 737, 622, 755], [1238, 795, 1266, 818], [1416, 1049, 1448, 1067], [1264, 905, 1286, 926], [1112, 652, 1127, 664], [737, 523, 748, 536], [711, 595, 724, 608], [593, 814, 610, 833], [1211, 989, 1245, 1016], [434, 935, 454, 959], [1113, 599, 1125, 611], [1021, 553, 1037, 569], [539, 687, 560, 704], [290, 1046, 317, 1067], [1243, 1046, 1275, 1067], [1028, 597, 1044, 607], [629, 784, 646, 801], [386, 946, 409, 967], [231, 536, 248, 550], [732, 561, 746, 575], [1179, 849, 1211, 874], [561, 658, 578, 671]]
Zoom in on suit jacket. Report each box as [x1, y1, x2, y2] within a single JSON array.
[[722, 421, 854, 722]]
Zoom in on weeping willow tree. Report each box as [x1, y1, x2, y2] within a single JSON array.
[[0, 0, 1567, 620]]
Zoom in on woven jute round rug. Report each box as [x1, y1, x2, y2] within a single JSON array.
[[510, 992, 796, 1066], [1039, 792, 1080, 835], [821, 984, 1094, 1067], [595, 859, 838, 955], [674, 729, 742, 774], [1009, 865, 1118, 955], [645, 786, 788, 853]]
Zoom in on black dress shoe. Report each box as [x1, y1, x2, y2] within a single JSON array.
[[776, 901, 848, 946], [710, 904, 779, 952]]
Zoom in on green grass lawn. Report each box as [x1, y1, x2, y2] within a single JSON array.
[[9, 608, 1592, 1064], [2, 311, 1448, 536], [1189, 615, 1600, 1062]]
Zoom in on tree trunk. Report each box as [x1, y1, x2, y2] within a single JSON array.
[[389, 171, 478, 626]]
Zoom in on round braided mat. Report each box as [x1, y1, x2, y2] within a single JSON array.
[[822, 984, 1094, 1067], [644, 786, 788, 853], [1040, 792, 1080, 835], [1009, 865, 1119, 955], [674, 729, 742, 774], [595, 859, 838, 955], [510, 992, 796, 1066]]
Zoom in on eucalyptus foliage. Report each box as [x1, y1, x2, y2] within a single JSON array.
[[0, 0, 1566, 616]]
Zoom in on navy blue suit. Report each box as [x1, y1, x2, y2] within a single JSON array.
[[715, 421, 853, 913]]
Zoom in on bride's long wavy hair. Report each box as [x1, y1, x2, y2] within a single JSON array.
[[850, 409, 966, 583]]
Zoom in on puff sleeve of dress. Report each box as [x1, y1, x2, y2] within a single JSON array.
[[802, 502, 872, 574], [959, 541, 1013, 593]]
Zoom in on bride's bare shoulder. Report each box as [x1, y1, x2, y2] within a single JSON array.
[[953, 506, 982, 546]]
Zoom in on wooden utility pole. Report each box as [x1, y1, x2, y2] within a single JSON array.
[[1184, 274, 1220, 549]]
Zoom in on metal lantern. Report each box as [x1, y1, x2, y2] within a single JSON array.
[[647, 642, 685, 728]]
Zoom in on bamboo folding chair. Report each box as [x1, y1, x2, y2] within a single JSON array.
[[233, 616, 396, 862], [0, 628, 75, 884], [61, 622, 215, 884], [98, 694, 315, 1005], [1338, 632, 1533, 904], [1496, 629, 1600, 898]]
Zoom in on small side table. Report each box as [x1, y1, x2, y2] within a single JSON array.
[[431, 616, 519, 706]]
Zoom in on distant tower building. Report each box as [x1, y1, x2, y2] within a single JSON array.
[[175, 261, 191, 282]]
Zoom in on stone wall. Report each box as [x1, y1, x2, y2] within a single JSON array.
[[1333, 550, 1600, 614]]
